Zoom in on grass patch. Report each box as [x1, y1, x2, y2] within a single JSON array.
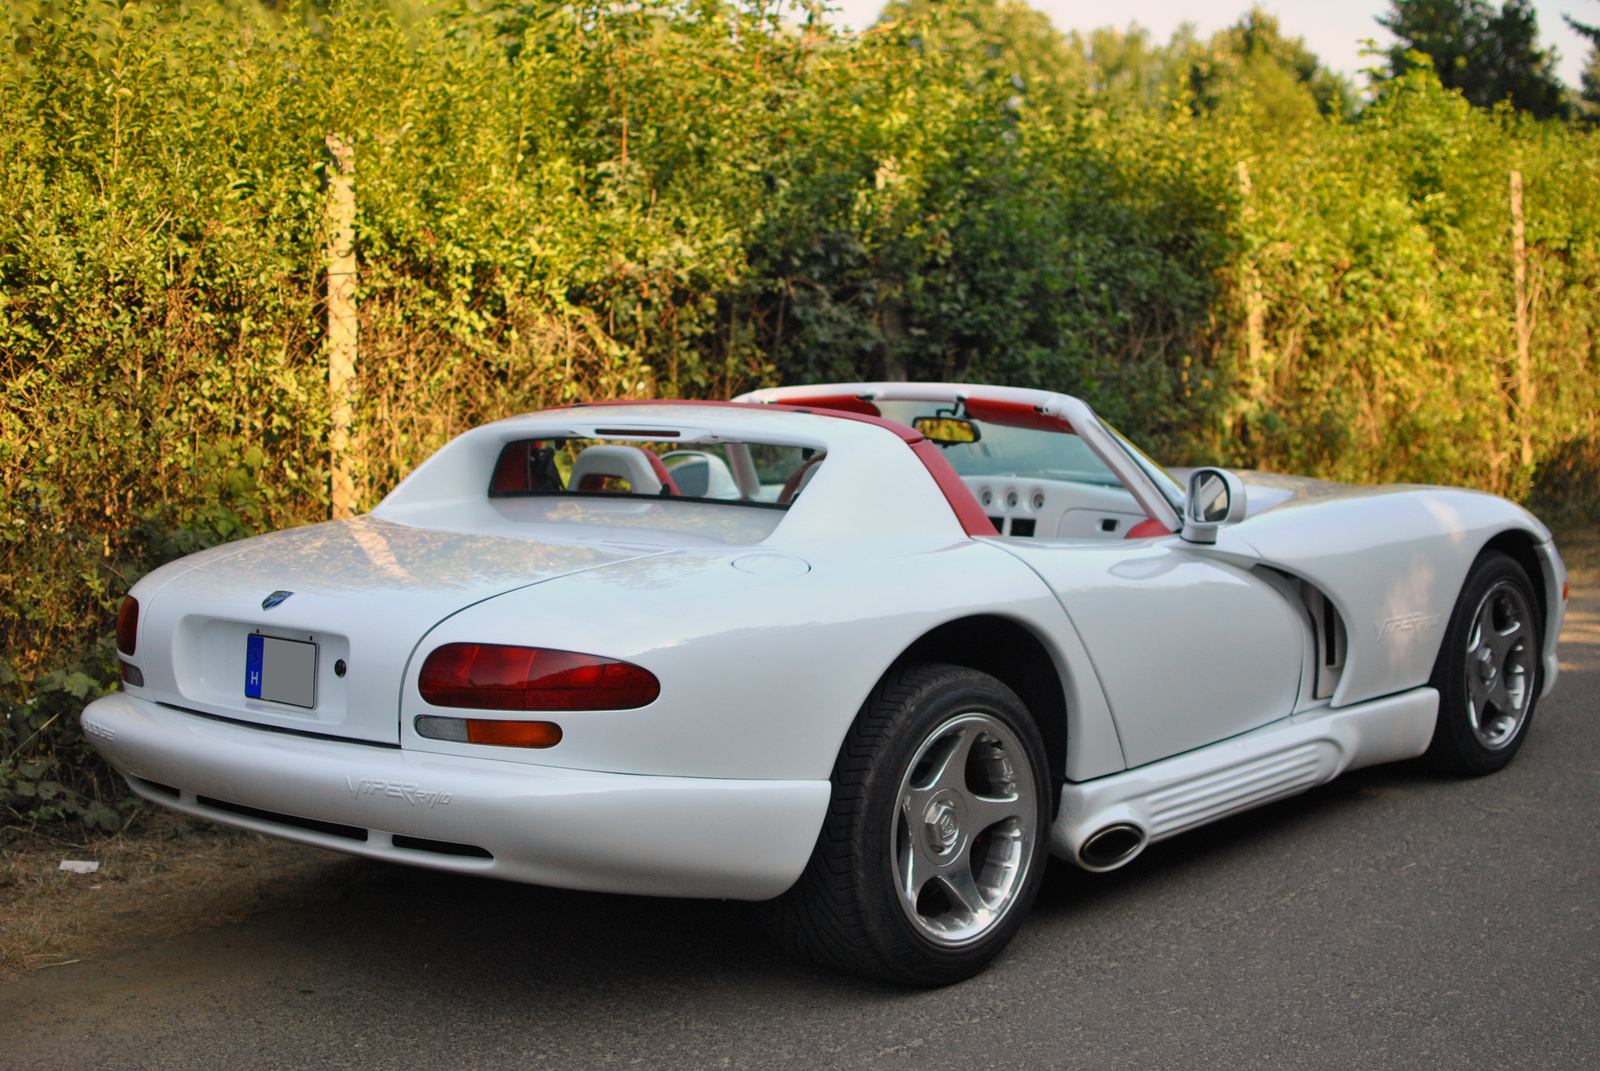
[[0, 817, 348, 980]]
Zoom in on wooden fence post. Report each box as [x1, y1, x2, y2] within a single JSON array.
[[1237, 162, 1266, 405], [1510, 169, 1534, 470], [325, 133, 358, 519]]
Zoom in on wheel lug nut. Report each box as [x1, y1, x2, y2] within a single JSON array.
[[923, 800, 959, 853]]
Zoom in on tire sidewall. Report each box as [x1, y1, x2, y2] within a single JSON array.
[[1428, 552, 1543, 776], [852, 668, 1053, 983]]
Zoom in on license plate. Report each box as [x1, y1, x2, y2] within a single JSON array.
[[245, 634, 318, 709]]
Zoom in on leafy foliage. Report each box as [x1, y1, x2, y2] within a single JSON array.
[[1182, 8, 1357, 123], [2, 0, 1598, 830], [1567, 2, 1600, 121], [877, 0, 1087, 116], [1382, 0, 1568, 118]]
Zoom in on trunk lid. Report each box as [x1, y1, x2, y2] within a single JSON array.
[[133, 518, 660, 744]]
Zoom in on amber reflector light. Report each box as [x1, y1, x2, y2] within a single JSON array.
[[418, 644, 660, 710], [414, 715, 563, 748], [472, 719, 562, 747], [116, 597, 139, 655]]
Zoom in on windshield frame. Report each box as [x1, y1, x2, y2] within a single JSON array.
[[1103, 423, 1186, 516]]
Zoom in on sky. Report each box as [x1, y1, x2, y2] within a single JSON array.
[[824, 0, 1597, 90]]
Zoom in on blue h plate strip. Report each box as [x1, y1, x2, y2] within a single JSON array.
[[245, 634, 264, 699]]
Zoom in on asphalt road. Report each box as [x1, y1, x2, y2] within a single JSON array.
[[4, 588, 1597, 1070]]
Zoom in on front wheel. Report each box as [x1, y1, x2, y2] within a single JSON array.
[[1425, 551, 1543, 776], [758, 663, 1052, 986]]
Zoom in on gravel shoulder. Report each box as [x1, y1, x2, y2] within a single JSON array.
[[0, 822, 348, 979]]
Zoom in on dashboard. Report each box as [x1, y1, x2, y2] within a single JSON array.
[[959, 476, 1147, 540]]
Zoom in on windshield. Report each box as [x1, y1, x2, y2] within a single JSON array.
[[875, 401, 1121, 487]]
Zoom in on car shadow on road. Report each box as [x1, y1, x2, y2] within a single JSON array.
[[211, 757, 1434, 1000], [232, 850, 882, 1003], [1031, 758, 1437, 917]]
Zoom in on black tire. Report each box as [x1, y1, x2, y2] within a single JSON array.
[[758, 663, 1052, 986], [1424, 551, 1543, 776]]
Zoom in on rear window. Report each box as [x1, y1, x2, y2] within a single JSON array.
[[489, 437, 824, 504], [483, 435, 825, 544], [486, 437, 826, 545]]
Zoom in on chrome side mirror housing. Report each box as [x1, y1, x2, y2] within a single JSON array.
[[1181, 467, 1247, 544]]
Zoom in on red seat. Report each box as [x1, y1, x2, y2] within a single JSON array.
[[1125, 518, 1172, 539]]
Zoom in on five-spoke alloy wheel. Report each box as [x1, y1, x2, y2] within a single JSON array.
[[892, 713, 1038, 946], [759, 663, 1051, 986], [1426, 551, 1544, 775]]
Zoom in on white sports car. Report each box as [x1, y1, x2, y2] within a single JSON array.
[[83, 382, 1567, 984]]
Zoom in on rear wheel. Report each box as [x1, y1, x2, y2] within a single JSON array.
[[1425, 551, 1543, 776], [759, 663, 1051, 986]]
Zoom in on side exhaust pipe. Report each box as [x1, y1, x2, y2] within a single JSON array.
[[1077, 822, 1147, 871]]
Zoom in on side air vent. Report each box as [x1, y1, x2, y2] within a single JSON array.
[[196, 796, 369, 842], [1312, 588, 1348, 699], [1254, 567, 1348, 702]]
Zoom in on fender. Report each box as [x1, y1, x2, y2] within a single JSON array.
[[1227, 480, 1555, 707]]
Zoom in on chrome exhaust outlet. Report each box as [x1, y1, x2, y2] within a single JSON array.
[[1077, 823, 1147, 871]]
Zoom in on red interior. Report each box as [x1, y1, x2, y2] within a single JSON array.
[[769, 394, 882, 417], [490, 440, 543, 493], [1124, 518, 1172, 539], [961, 397, 1074, 434], [641, 449, 680, 495], [778, 453, 827, 504]]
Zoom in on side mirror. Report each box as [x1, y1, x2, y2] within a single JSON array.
[[1181, 467, 1246, 544], [913, 416, 980, 445]]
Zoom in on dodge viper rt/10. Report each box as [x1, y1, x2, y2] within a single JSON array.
[[82, 381, 1567, 984]]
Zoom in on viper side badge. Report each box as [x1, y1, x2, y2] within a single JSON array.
[[262, 590, 294, 610]]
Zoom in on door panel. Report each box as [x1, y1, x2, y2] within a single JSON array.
[[1001, 539, 1304, 767]]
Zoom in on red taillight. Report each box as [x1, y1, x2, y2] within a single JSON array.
[[116, 597, 139, 655], [418, 644, 660, 710]]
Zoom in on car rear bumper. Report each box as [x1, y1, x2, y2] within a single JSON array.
[[81, 693, 830, 900]]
